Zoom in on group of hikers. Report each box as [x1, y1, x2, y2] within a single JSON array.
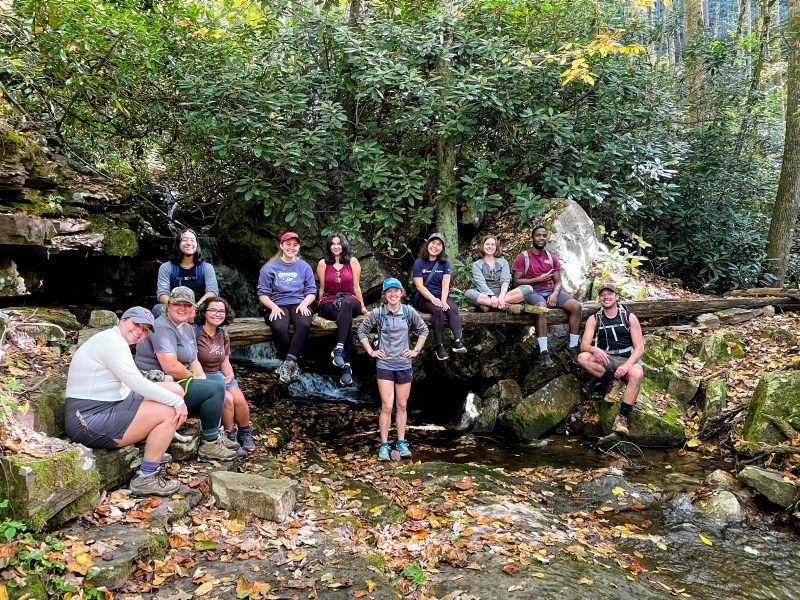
[[64, 226, 645, 496]]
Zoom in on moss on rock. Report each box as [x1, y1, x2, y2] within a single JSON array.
[[102, 227, 138, 257], [699, 330, 745, 366], [742, 371, 800, 445], [600, 380, 686, 447], [504, 375, 583, 441]]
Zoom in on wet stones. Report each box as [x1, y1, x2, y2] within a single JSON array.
[[737, 466, 800, 508], [210, 472, 297, 522]]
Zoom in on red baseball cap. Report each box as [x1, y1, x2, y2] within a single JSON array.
[[280, 232, 300, 243]]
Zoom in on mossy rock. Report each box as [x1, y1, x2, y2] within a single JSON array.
[[0, 443, 100, 532], [102, 227, 138, 257], [7, 574, 47, 600], [699, 330, 745, 366], [504, 375, 583, 441], [395, 461, 520, 498], [642, 335, 688, 389], [591, 276, 648, 301], [742, 371, 800, 445], [600, 380, 686, 447], [703, 379, 728, 424], [20, 376, 66, 437], [1, 307, 80, 331]]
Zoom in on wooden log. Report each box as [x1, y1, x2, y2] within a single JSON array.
[[227, 296, 800, 347], [726, 287, 800, 299]]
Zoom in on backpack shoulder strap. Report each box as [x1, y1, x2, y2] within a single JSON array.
[[193, 323, 202, 338], [196, 260, 205, 280], [423, 261, 439, 286], [523, 251, 530, 276], [618, 303, 630, 328], [171, 262, 180, 288]]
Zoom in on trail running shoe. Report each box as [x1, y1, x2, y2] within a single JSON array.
[[276, 360, 292, 384], [604, 379, 625, 404], [566, 345, 580, 360], [340, 364, 353, 386], [129, 468, 179, 497], [539, 350, 554, 368], [435, 344, 448, 361], [237, 429, 256, 452], [378, 443, 391, 462], [452, 339, 466, 353], [396, 440, 412, 459], [331, 346, 346, 368], [612, 414, 630, 436], [220, 427, 241, 450], [287, 359, 301, 382]]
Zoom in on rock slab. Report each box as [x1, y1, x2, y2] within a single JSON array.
[[742, 370, 800, 445], [504, 375, 582, 441], [737, 466, 799, 508], [211, 472, 297, 522]]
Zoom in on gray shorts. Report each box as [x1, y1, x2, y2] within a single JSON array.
[[529, 290, 572, 307], [64, 392, 144, 449], [604, 354, 643, 373]]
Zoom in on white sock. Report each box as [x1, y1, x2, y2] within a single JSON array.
[[538, 337, 548, 352], [569, 334, 580, 347]]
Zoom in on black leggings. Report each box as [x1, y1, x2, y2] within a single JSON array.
[[319, 297, 362, 362], [264, 304, 313, 360], [416, 297, 463, 346]]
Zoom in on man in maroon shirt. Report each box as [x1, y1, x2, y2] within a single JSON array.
[[512, 226, 583, 368]]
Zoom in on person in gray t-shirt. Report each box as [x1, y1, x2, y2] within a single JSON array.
[[464, 235, 536, 310]]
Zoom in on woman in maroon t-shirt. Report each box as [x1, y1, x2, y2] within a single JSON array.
[[316, 233, 367, 386]]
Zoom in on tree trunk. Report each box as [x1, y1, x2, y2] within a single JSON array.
[[434, 2, 458, 251], [766, 0, 800, 282], [685, 0, 706, 114]]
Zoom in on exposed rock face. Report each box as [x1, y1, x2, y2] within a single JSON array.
[[693, 491, 745, 524], [545, 200, 599, 298], [742, 371, 800, 445], [211, 472, 297, 523], [703, 379, 728, 423], [88, 309, 119, 329], [699, 330, 745, 366], [0, 260, 27, 295], [503, 375, 583, 441], [737, 466, 800, 508]]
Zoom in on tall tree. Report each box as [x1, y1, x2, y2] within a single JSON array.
[[685, 0, 706, 113], [766, 0, 800, 282]]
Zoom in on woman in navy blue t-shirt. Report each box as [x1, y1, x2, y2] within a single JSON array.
[[411, 232, 467, 361]]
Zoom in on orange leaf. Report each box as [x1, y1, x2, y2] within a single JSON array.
[[502, 564, 520, 575], [455, 477, 474, 490]]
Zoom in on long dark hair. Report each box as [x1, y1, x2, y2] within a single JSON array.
[[168, 228, 202, 265], [418, 237, 448, 264], [323, 232, 352, 264], [195, 297, 235, 327]]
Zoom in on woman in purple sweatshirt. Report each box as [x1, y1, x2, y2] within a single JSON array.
[[257, 232, 317, 384]]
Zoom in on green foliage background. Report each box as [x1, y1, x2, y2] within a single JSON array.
[[0, 0, 788, 290]]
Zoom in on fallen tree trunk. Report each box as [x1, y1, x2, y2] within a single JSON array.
[[726, 287, 800, 299], [227, 296, 800, 347]]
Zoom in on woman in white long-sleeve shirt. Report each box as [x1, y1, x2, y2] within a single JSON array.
[[65, 307, 187, 496]]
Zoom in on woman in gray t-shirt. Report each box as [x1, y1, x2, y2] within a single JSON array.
[[464, 235, 536, 310]]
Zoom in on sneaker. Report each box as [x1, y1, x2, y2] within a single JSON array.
[[378, 443, 391, 462], [566, 345, 580, 360], [435, 344, 448, 361], [237, 429, 256, 452], [331, 346, 345, 368], [612, 414, 630, 436], [396, 440, 412, 459], [129, 468, 180, 497], [276, 360, 292, 384], [539, 350, 554, 368], [452, 339, 467, 353], [603, 379, 625, 404], [198, 437, 239, 461], [287, 360, 301, 382], [340, 364, 353, 386], [159, 452, 173, 465]]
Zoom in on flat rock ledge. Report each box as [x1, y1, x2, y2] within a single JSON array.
[[211, 471, 297, 523], [738, 466, 800, 508]]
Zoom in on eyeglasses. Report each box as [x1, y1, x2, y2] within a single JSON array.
[[207, 309, 226, 315]]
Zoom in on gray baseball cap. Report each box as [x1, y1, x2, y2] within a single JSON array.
[[426, 232, 447, 245], [598, 283, 618, 295], [120, 306, 155, 327]]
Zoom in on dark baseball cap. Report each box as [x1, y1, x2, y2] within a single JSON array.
[[598, 283, 618, 295]]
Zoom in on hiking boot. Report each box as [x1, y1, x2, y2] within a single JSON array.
[[603, 379, 625, 404], [220, 427, 242, 450], [539, 350, 554, 368], [506, 304, 523, 315], [331, 346, 345, 368], [237, 429, 256, 452], [396, 440, 412, 459], [435, 344, 448, 361], [566, 345, 580, 360], [452, 339, 467, 353], [378, 443, 391, 462], [198, 437, 239, 461], [129, 469, 180, 497], [340, 364, 353, 386], [159, 452, 173, 465], [612, 414, 630, 436]]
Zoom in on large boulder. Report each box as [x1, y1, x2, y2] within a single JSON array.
[[600, 380, 686, 447], [503, 375, 583, 441], [699, 330, 745, 366], [211, 472, 297, 522], [737, 466, 800, 508], [13, 376, 66, 437], [0, 439, 100, 532], [473, 395, 499, 433], [741, 371, 800, 445], [693, 491, 745, 524], [546, 199, 600, 298]]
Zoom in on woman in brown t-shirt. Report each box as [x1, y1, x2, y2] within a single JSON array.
[[194, 297, 255, 453]]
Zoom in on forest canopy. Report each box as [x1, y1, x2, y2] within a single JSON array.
[[0, 0, 795, 291]]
